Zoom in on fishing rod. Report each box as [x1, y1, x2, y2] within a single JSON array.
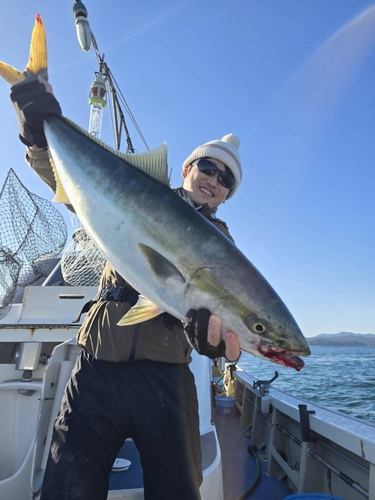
[[72, 0, 149, 152]]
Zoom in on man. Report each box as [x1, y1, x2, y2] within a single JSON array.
[[10, 76, 241, 500]]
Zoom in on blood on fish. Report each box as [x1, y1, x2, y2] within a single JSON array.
[[258, 343, 305, 372]]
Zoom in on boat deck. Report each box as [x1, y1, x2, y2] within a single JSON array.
[[109, 440, 143, 491], [214, 410, 292, 500], [108, 409, 292, 499], [108, 431, 218, 492]]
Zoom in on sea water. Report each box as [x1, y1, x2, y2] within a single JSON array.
[[238, 345, 375, 425]]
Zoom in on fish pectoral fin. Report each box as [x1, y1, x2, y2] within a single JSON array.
[[0, 14, 47, 85], [139, 244, 186, 284], [117, 295, 164, 326]]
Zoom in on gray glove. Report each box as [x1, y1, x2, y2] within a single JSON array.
[[184, 309, 227, 360], [10, 75, 62, 148]]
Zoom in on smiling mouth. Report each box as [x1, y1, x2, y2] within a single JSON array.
[[200, 186, 213, 197]]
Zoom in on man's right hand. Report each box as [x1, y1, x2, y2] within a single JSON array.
[[184, 309, 241, 362], [10, 75, 62, 149]]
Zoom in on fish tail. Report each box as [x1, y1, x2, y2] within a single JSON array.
[[0, 62, 24, 85], [0, 13, 48, 85], [26, 14, 48, 80]]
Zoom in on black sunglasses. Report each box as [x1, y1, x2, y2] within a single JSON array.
[[192, 159, 235, 190]]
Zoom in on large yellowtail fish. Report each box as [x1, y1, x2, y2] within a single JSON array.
[[0, 16, 311, 370]]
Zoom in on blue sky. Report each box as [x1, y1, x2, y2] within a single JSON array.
[[0, 0, 374, 337]]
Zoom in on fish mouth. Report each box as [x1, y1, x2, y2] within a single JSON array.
[[258, 342, 311, 372]]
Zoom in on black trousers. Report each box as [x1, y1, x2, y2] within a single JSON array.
[[41, 351, 203, 500]]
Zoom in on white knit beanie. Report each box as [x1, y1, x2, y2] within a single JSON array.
[[182, 133, 242, 199]]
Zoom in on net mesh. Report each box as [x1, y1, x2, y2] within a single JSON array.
[[60, 214, 106, 286], [0, 169, 68, 319]]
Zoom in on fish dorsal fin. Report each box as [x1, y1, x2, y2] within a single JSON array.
[[0, 14, 47, 85], [138, 243, 186, 284], [47, 117, 170, 205], [55, 117, 169, 185], [122, 145, 169, 185], [117, 295, 163, 326]]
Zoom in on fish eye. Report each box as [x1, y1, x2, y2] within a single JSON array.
[[254, 322, 266, 333], [246, 316, 268, 335]]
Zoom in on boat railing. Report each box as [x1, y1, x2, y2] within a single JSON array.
[[234, 370, 373, 500]]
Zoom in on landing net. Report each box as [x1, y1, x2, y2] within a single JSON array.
[[60, 214, 106, 287], [0, 169, 67, 319]]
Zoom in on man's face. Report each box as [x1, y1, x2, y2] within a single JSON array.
[[182, 157, 230, 208]]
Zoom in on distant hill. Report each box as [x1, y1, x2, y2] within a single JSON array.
[[308, 332, 375, 346]]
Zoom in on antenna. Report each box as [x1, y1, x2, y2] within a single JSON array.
[[71, 0, 149, 152]]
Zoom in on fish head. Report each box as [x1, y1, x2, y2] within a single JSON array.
[[234, 303, 311, 371], [186, 261, 311, 371]]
